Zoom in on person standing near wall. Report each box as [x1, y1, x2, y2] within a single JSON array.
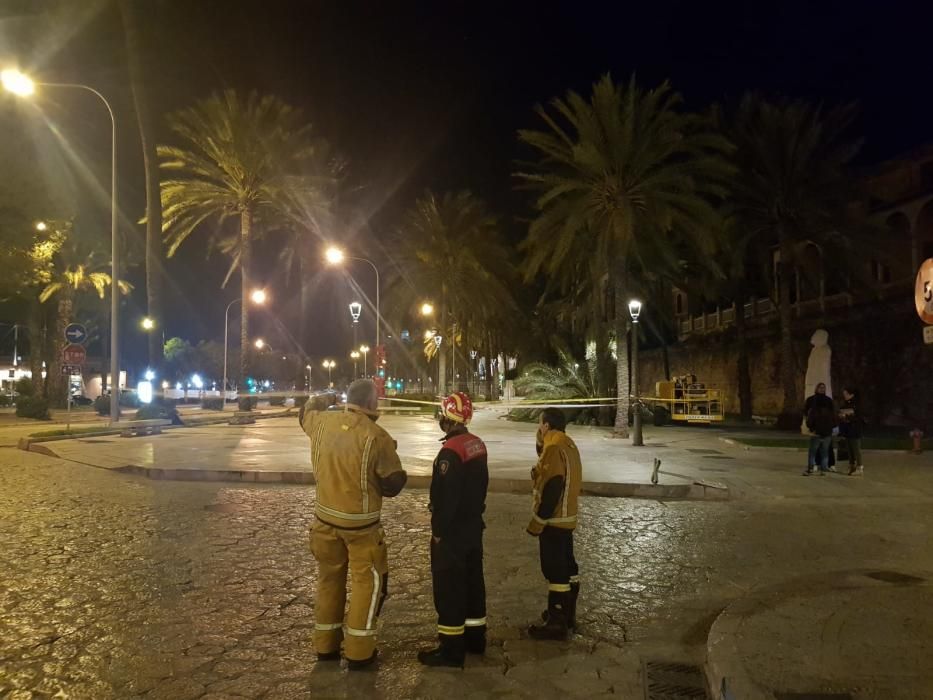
[[839, 386, 865, 476]]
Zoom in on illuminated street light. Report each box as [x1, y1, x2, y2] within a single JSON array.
[[325, 246, 381, 349], [4, 68, 120, 423], [420, 302, 434, 316], [144, 369, 155, 381], [350, 350, 361, 377], [1, 68, 34, 96], [141, 317, 155, 331], [629, 299, 644, 447], [35, 221, 48, 232], [222, 288, 267, 411], [322, 359, 336, 385], [349, 301, 362, 323], [359, 345, 370, 376], [254, 338, 266, 350]]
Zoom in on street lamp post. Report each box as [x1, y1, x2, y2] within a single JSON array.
[[350, 350, 360, 378], [629, 299, 644, 446], [322, 359, 336, 386], [3, 68, 121, 422], [326, 247, 381, 350], [359, 345, 370, 377], [222, 289, 266, 410]]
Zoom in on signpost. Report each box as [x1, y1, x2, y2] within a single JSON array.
[[924, 326, 933, 346], [62, 324, 88, 432]]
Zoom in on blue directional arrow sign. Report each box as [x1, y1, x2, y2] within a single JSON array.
[[64, 323, 88, 345]]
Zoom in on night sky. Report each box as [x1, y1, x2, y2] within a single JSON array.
[[2, 0, 932, 369]]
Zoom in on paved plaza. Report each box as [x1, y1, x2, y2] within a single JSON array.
[[2, 412, 933, 698]]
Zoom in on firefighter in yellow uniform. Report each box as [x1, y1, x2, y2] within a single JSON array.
[[300, 379, 407, 669], [526, 407, 582, 639]]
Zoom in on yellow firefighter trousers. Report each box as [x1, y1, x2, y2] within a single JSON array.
[[309, 520, 389, 661]]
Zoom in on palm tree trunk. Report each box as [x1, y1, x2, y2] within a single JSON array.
[[613, 270, 630, 437], [735, 297, 753, 420], [593, 305, 612, 426], [298, 253, 310, 359], [239, 209, 253, 384], [120, 0, 163, 371], [28, 298, 44, 396], [48, 294, 73, 407], [777, 229, 799, 427]]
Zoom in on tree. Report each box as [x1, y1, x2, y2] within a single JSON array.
[[159, 90, 321, 384], [35, 223, 130, 406], [120, 0, 164, 370], [386, 191, 519, 394], [517, 74, 733, 436], [728, 95, 861, 426]]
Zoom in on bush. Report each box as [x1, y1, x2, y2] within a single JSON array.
[[93, 396, 110, 415], [238, 395, 258, 411], [135, 404, 165, 420], [15, 377, 35, 397], [269, 395, 286, 406], [201, 397, 224, 411], [16, 396, 51, 420], [0, 394, 11, 407], [119, 391, 140, 409]]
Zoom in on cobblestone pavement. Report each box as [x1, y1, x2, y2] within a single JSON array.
[[2, 448, 933, 699]]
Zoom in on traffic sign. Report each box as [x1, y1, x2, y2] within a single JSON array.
[[61, 344, 87, 365], [64, 323, 88, 344], [61, 364, 81, 375], [915, 259, 933, 324]]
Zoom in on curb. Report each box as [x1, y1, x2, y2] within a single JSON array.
[[705, 569, 933, 700]]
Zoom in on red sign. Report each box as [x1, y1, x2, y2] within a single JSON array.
[[372, 375, 386, 399], [375, 344, 386, 365], [61, 343, 86, 365]]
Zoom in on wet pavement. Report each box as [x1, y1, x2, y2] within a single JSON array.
[[3, 445, 933, 698]]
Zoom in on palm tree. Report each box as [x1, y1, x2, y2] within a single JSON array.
[[120, 0, 164, 371], [517, 74, 733, 436], [387, 191, 519, 394], [33, 224, 130, 406], [728, 95, 861, 426], [159, 90, 321, 383]]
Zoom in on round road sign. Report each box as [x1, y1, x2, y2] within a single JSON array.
[[62, 343, 87, 365], [916, 259, 933, 324]]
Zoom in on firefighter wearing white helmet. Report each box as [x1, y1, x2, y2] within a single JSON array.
[[418, 392, 489, 668], [300, 379, 407, 670]]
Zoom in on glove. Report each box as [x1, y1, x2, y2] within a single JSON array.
[[526, 518, 544, 537]]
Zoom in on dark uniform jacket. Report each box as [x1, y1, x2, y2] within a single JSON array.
[[429, 427, 489, 543]]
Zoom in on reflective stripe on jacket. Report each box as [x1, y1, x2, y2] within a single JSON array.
[[302, 403, 405, 529], [528, 430, 582, 534]]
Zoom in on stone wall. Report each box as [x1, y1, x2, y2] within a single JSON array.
[[638, 297, 933, 428]]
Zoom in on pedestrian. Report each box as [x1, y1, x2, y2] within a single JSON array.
[[526, 407, 582, 640], [299, 379, 408, 670], [418, 392, 489, 668], [839, 386, 865, 476], [803, 382, 836, 476]]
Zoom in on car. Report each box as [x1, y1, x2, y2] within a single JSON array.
[[70, 395, 93, 406]]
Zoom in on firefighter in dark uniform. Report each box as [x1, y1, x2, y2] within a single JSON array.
[[527, 407, 582, 640], [418, 392, 489, 667]]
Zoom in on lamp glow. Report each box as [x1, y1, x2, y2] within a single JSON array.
[[349, 301, 362, 323], [325, 246, 345, 265], [250, 288, 267, 304], [35, 221, 48, 232], [191, 373, 203, 389], [141, 317, 155, 331], [144, 369, 155, 381], [420, 302, 434, 316], [137, 381, 153, 404], [254, 338, 265, 349], [1, 68, 35, 96], [628, 299, 642, 322]]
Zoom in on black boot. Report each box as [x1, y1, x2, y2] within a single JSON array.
[[347, 649, 378, 671], [568, 582, 580, 629], [464, 625, 486, 654], [529, 592, 570, 640], [418, 634, 465, 668]]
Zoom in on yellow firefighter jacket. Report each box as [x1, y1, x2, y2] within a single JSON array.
[[301, 403, 406, 529], [527, 429, 582, 535]]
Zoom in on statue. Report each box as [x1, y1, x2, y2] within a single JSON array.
[[801, 329, 832, 434]]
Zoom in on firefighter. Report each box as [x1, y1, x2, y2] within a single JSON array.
[[417, 392, 489, 668], [526, 407, 582, 640], [300, 379, 407, 670]]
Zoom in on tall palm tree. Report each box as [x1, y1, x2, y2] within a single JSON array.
[[120, 0, 163, 371], [517, 74, 733, 436], [33, 224, 130, 405], [729, 95, 861, 426], [387, 191, 518, 394], [159, 90, 320, 383]]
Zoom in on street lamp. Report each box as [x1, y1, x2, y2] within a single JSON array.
[[254, 338, 265, 349], [322, 359, 336, 385], [325, 246, 381, 350], [629, 299, 644, 447], [222, 288, 266, 410], [420, 302, 434, 317], [350, 350, 360, 377], [35, 221, 48, 232], [4, 68, 120, 422], [141, 317, 155, 331], [359, 345, 370, 376]]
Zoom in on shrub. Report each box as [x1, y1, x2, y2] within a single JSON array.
[[16, 396, 51, 420], [15, 377, 35, 397], [201, 397, 224, 411], [135, 404, 165, 420], [93, 396, 110, 415], [0, 394, 11, 407], [119, 391, 140, 409], [269, 395, 286, 406], [238, 395, 258, 411]]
